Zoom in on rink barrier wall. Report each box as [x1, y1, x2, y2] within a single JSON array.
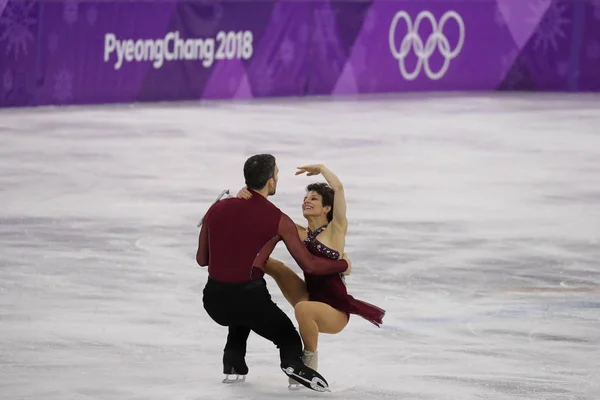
[[1, 0, 600, 108]]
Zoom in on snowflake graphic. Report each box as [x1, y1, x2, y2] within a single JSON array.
[[63, 0, 78, 25], [47, 33, 58, 53], [3, 68, 13, 92], [587, 42, 600, 60], [530, 1, 570, 53], [86, 6, 97, 26], [279, 38, 294, 65], [0, 1, 37, 60], [53, 67, 73, 103]]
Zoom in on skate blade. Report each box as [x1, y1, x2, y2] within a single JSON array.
[[222, 374, 246, 384], [282, 367, 330, 392]]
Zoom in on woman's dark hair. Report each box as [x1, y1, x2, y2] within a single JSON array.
[[244, 154, 276, 190], [306, 182, 334, 222]]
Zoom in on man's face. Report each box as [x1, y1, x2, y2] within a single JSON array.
[[268, 164, 279, 195]]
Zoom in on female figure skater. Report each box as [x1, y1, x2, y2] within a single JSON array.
[[237, 164, 385, 389]]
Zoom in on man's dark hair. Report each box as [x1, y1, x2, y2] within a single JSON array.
[[244, 154, 276, 190], [306, 182, 335, 222]]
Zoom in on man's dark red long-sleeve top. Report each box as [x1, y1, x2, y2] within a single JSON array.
[[196, 191, 348, 283]]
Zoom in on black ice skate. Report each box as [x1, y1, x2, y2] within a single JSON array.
[[281, 360, 329, 392], [222, 359, 248, 384], [288, 350, 318, 391]]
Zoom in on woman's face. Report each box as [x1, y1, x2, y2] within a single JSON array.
[[302, 191, 330, 219]]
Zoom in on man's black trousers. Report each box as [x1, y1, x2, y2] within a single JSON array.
[[203, 277, 303, 373]]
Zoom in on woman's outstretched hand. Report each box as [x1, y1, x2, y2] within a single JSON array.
[[296, 164, 324, 176]]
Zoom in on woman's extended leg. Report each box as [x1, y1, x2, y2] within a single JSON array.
[[264, 258, 309, 307]]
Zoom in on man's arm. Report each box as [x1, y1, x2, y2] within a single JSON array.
[[278, 214, 348, 275], [341, 253, 352, 275], [196, 209, 211, 266]]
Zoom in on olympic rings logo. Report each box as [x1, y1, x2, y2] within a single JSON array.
[[389, 10, 465, 81]]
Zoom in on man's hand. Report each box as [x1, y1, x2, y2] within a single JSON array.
[[341, 253, 352, 275]]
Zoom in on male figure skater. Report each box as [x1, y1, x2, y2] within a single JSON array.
[[196, 154, 349, 392]]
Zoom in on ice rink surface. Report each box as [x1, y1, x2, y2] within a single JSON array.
[[1, 93, 599, 400]]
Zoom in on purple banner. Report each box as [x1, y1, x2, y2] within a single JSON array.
[[1, 0, 599, 108]]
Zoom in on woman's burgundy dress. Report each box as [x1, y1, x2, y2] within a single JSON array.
[[302, 225, 385, 327]]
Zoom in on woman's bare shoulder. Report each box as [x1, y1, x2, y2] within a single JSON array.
[[295, 223, 308, 239]]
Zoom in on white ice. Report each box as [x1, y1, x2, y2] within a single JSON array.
[[1, 93, 599, 400]]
